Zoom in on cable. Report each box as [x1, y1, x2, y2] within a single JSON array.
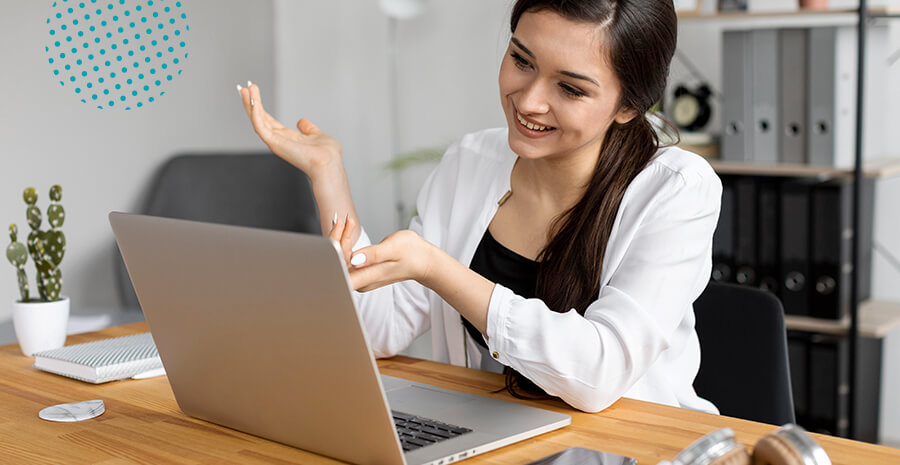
[[672, 48, 724, 102], [874, 240, 900, 276]]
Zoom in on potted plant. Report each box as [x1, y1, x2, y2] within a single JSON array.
[[5, 185, 68, 356]]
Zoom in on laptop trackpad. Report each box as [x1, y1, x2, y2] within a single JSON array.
[[386, 385, 471, 414]]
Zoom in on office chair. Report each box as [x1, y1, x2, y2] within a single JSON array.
[[693, 281, 796, 426], [114, 153, 320, 310]]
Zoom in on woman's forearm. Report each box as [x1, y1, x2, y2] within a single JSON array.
[[310, 162, 361, 244], [420, 244, 495, 335]]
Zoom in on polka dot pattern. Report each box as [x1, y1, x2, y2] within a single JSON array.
[[45, 0, 190, 110]]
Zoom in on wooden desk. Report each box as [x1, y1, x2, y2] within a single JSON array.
[[1, 323, 898, 464]]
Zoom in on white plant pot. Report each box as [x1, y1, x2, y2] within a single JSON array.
[[12, 296, 70, 356]]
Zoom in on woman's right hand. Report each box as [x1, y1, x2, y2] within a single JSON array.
[[237, 82, 341, 178]]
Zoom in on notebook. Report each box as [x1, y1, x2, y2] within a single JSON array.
[[109, 212, 571, 465], [33, 332, 162, 384]]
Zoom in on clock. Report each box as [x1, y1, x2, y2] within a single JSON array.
[[672, 84, 712, 132]]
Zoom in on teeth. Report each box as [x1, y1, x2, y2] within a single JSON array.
[[517, 112, 553, 131]]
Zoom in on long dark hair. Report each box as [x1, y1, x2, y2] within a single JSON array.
[[503, 0, 678, 399]]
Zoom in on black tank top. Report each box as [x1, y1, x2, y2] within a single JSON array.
[[464, 229, 538, 349]]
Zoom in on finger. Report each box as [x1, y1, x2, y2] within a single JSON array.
[[349, 262, 402, 292], [296, 118, 322, 135], [340, 215, 356, 263], [328, 213, 345, 243]]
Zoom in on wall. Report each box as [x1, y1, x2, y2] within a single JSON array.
[[0, 0, 275, 330]]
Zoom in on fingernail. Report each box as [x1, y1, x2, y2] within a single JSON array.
[[332, 212, 338, 226], [247, 80, 253, 87], [350, 254, 367, 267], [236, 84, 242, 92], [250, 98, 255, 107]]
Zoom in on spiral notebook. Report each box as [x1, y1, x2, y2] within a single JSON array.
[[32, 332, 162, 384]]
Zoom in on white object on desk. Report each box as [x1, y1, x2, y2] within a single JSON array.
[[38, 399, 105, 422]]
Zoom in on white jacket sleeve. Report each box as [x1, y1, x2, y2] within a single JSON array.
[[484, 163, 722, 413], [352, 146, 462, 358]]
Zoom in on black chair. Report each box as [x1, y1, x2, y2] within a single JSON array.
[[114, 153, 320, 310], [693, 281, 796, 426]]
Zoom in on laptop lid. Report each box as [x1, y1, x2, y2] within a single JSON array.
[[110, 212, 570, 465]]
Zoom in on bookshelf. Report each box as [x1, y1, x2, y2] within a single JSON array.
[[675, 2, 899, 442]]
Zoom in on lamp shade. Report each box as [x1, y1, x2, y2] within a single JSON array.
[[378, 0, 427, 19]]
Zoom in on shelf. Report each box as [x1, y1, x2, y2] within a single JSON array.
[[677, 8, 899, 29], [784, 299, 900, 338], [680, 147, 900, 179]]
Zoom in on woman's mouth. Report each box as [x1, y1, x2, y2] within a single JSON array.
[[514, 111, 557, 138]]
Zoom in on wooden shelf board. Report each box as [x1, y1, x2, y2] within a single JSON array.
[[700, 157, 900, 179], [784, 299, 900, 338]]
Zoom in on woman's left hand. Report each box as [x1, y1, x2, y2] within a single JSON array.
[[346, 230, 438, 292]]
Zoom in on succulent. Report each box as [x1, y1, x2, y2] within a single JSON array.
[[6, 185, 66, 302], [6, 224, 29, 302]]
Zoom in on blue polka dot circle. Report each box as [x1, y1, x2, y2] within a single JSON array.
[[45, 0, 190, 110]]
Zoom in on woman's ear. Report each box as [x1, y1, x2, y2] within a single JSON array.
[[614, 108, 639, 125]]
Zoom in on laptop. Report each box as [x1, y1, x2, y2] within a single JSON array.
[[109, 212, 571, 465]]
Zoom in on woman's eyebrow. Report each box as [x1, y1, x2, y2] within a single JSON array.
[[510, 37, 599, 87]]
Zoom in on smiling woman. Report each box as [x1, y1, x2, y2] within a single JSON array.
[[237, 0, 722, 415]]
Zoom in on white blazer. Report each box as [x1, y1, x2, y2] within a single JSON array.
[[353, 128, 721, 414]]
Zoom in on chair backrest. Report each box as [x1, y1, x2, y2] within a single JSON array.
[[693, 281, 795, 426], [115, 153, 319, 309]]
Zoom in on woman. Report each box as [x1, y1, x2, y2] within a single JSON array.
[[238, 0, 720, 414]]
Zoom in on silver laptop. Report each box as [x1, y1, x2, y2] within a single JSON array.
[[109, 212, 571, 465]]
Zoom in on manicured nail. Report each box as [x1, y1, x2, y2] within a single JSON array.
[[350, 254, 367, 267], [247, 80, 253, 87], [332, 212, 338, 226], [236, 84, 242, 93]]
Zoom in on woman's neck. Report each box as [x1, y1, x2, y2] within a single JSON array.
[[513, 152, 598, 214]]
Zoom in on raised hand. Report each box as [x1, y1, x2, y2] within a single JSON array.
[[237, 81, 360, 237], [237, 81, 341, 178]]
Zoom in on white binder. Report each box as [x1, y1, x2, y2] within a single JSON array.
[[778, 29, 808, 164], [751, 29, 779, 164], [722, 30, 754, 162]]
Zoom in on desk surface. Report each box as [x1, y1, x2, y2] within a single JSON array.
[[2, 323, 898, 464]]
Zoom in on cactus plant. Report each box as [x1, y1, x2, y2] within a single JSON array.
[[6, 224, 29, 302], [6, 185, 66, 302]]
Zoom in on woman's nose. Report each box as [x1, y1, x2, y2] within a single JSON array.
[[516, 79, 550, 114]]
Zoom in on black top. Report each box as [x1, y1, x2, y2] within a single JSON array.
[[464, 229, 539, 349]]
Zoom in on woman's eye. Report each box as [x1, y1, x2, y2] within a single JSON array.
[[559, 83, 585, 98], [511, 52, 530, 70]]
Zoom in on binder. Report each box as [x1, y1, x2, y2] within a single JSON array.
[[722, 31, 753, 162], [756, 177, 780, 293], [733, 176, 758, 286], [807, 27, 837, 167], [712, 175, 736, 283], [750, 29, 779, 164], [779, 179, 811, 316], [809, 178, 874, 320], [814, 25, 890, 168], [778, 29, 808, 164], [809, 179, 851, 319]]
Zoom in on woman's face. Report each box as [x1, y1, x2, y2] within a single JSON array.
[[499, 10, 634, 163]]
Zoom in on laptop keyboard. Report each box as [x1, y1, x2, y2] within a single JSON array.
[[392, 410, 472, 452]]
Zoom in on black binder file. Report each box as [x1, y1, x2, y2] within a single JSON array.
[[809, 179, 875, 319], [756, 178, 780, 293], [810, 180, 851, 320], [779, 180, 811, 316], [712, 176, 736, 282], [734, 177, 758, 286]]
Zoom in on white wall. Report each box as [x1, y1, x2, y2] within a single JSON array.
[[0, 0, 275, 326]]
